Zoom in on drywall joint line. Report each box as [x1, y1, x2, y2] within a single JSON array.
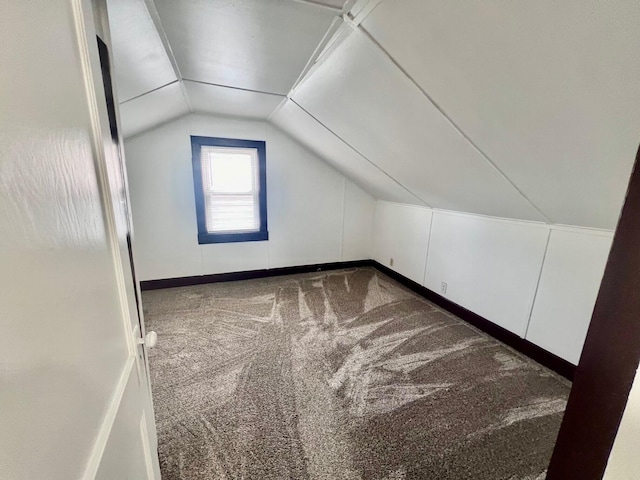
[[291, 0, 343, 13], [422, 211, 435, 287], [119, 80, 180, 105], [340, 177, 347, 261], [294, 20, 359, 96], [289, 15, 344, 96], [179, 81, 194, 113], [290, 99, 430, 207], [183, 78, 287, 98], [266, 97, 291, 123], [341, 0, 359, 15], [143, 0, 183, 80], [143, 0, 192, 113], [357, 25, 552, 224], [123, 111, 192, 142], [523, 228, 552, 339], [350, 0, 384, 26]]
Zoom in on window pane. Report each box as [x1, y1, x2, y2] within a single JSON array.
[[201, 147, 257, 194], [205, 194, 260, 233]]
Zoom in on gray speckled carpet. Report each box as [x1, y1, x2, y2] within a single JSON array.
[[143, 267, 569, 480]]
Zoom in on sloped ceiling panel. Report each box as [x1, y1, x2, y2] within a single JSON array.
[[184, 80, 284, 119], [107, 0, 177, 102], [363, 0, 640, 229], [272, 100, 423, 205], [293, 30, 547, 222], [153, 0, 336, 95], [119, 82, 189, 138]]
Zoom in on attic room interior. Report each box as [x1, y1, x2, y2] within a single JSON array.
[[2, 0, 640, 479]]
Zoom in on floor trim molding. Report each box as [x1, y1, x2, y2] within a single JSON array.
[[140, 260, 375, 291], [370, 261, 575, 380], [140, 259, 575, 380]]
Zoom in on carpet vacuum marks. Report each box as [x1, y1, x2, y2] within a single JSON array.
[[143, 268, 569, 480]]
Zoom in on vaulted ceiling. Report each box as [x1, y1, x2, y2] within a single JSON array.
[[107, 0, 640, 230]]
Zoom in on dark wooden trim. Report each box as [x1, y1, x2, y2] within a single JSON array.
[[191, 136, 268, 245], [371, 261, 575, 380], [140, 260, 375, 291], [546, 147, 640, 480], [197, 230, 268, 244]]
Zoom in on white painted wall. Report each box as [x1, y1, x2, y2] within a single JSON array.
[[342, 181, 375, 262], [372, 201, 612, 364], [424, 212, 549, 337], [526, 228, 613, 364], [371, 202, 432, 284], [604, 365, 640, 479], [124, 114, 375, 281]]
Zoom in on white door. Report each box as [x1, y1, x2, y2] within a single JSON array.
[[0, 1, 160, 479]]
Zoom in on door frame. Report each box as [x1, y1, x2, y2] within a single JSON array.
[[70, 0, 160, 478], [547, 144, 640, 479]]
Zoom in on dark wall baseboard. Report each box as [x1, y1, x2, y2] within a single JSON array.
[[140, 260, 375, 291], [140, 258, 575, 380], [370, 261, 575, 380]]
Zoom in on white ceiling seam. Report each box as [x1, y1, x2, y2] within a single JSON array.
[[266, 97, 290, 123], [178, 80, 194, 114], [119, 80, 180, 105], [123, 112, 191, 142], [119, 82, 190, 138], [143, 0, 183, 80], [348, 0, 372, 20], [289, 99, 429, 206], [269, 121, 379, 203], [107, 0, 177, 102], [349, 0, 383, 26], [289, 20, 355, 99], [357, 24, 552, 223], [291, 0, 344, 12], [184, 81, 285, 119], [183, 78, 287, 99], [270, 103, 424, 204], [288, 15, 345, 96], [341, 0, 359, 15]]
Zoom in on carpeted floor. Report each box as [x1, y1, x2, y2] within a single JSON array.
[[143, 267, 570, 480]]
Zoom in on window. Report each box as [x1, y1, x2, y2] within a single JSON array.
[[191, 136, 268, 244]]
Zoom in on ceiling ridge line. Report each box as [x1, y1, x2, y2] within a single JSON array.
[[289, 15, 345, 97], [288, 21, 353, 100], [349, 0, 384, 26], [142, 0, 193, 113], [358, 24, 552, 223], [289, 99, 430, 207], [119, 80, 179, 105], [182, 78, 286, 98], [179, 80, 194, 113], [266, 97, 290, 123], [143, 0, 182, 80]]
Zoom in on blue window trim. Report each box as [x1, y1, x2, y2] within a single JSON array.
[[191, 136, 268, 244]]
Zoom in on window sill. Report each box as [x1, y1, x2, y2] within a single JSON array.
[[198, 230, 269, 244]]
